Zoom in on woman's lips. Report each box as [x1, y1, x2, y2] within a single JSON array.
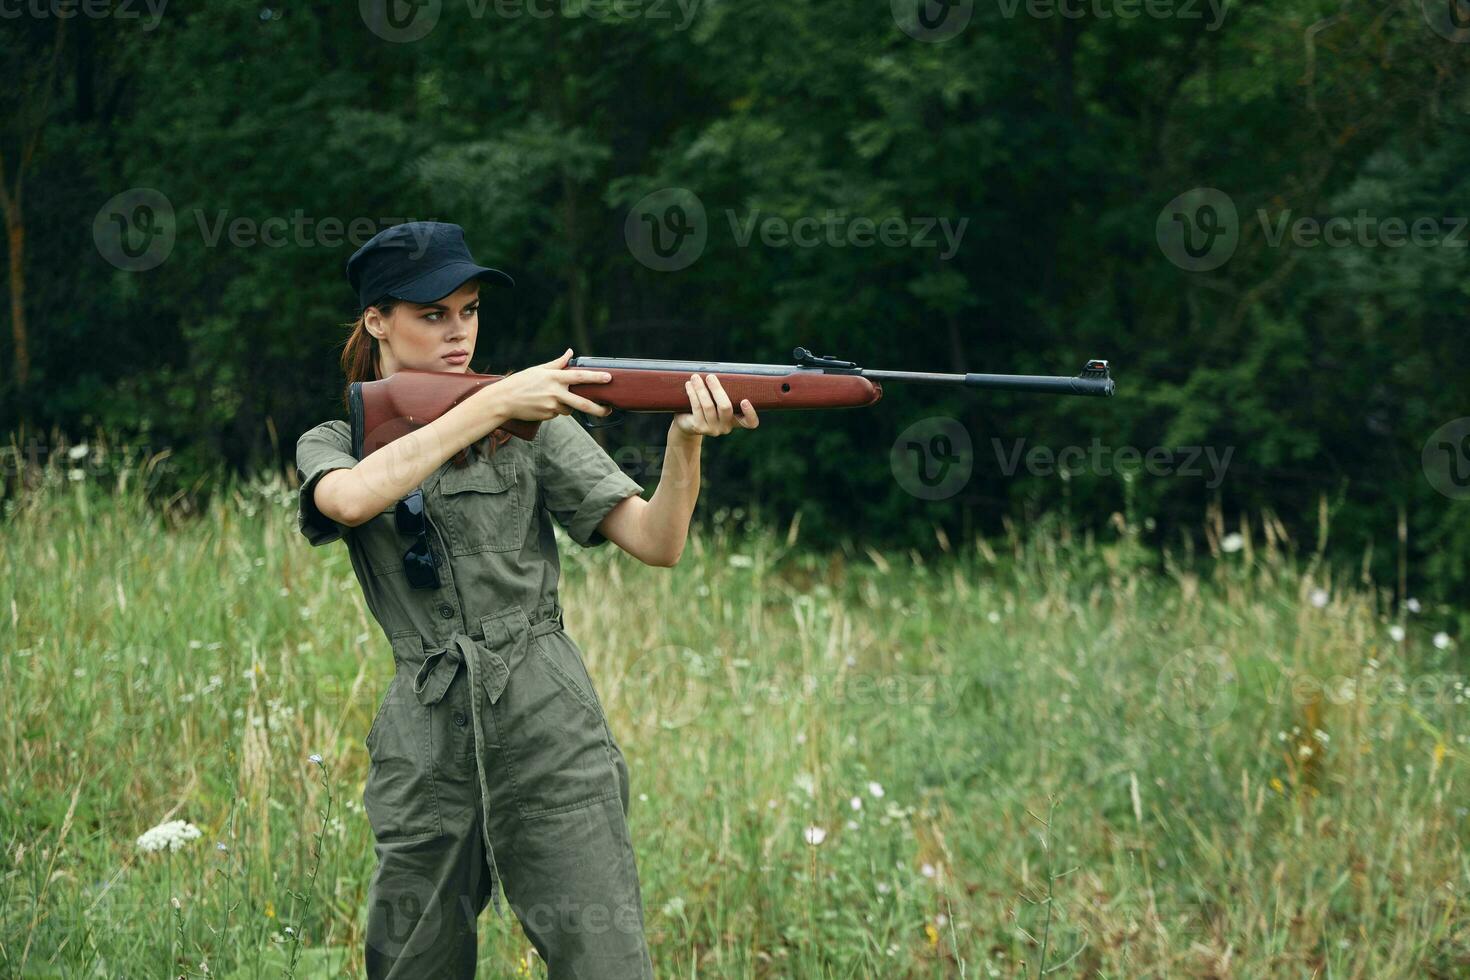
[[443, 352, 468, 365]]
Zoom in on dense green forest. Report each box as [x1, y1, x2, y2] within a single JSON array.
[[2, 0, 1467, 595]]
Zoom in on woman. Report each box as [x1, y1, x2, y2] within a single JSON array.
[[295, 221, 757, 979]]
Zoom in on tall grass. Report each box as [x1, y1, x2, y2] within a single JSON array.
[[1, 444, 1466, 977]]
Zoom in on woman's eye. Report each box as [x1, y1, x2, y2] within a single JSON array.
[[424, 311, 443, 322]]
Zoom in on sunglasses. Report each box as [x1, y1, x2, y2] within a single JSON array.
[[395, 489, 441, 590]]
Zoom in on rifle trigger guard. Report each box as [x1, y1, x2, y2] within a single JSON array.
[[574, 407, 625, 430]]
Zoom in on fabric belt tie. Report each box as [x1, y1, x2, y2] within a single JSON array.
[[403, 604, 565, 919], [411, 633, 510, 708]]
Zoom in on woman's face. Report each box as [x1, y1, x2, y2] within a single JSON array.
[[366, 280, 481, 375]]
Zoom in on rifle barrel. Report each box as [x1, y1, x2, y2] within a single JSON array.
[[861, 369, 1116, 397]]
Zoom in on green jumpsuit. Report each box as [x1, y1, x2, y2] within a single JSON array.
[[295, 414, 656, 979]]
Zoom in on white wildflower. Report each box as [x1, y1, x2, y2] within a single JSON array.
[[986, 611, 1001, 624], [1406, 598, 1421, 614], [1434, 632, 1453, 650], [1220, 533, 1244, 553], [921, 862, 936, 878], [136, 820, 203, 853], [67, 468, 85, 482], [308, 753, 323, 766], [728, 554, 754, 568], [1309, 588, 1329, 609], [1388, 625, 1405, 643], [867, 781, 885, 798], [850, 796, 863, 811], [803, 825, 827, 846], [67, 443, 89, 460], [794, 772, 816, 797]]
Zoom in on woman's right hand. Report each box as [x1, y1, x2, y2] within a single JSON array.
[[477, 348, 615, 423]]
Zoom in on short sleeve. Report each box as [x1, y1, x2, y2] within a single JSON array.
[[535, 414, 645, 548], [295, 421, 358, 548]]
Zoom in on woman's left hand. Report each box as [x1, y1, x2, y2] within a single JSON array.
[[673, 373, 760, 437]]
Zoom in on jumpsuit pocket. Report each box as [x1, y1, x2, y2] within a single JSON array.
[[534, 630, 607, 721], [437, 455, 522, 555], [486, 613, 619, 821], [363, 635, 442, 841]]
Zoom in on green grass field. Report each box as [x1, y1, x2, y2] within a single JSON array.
[[2, 454, 1467, 978]]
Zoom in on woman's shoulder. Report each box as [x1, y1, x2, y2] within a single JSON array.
[[301, 418, 351, 440], [297, 419, 354, 458]]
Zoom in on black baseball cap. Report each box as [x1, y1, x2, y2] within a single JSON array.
[[346, 221, 514, 309]]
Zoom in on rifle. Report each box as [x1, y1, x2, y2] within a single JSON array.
[[349, 347, 1115, 460]]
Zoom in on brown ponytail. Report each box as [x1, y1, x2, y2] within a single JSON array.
[[338, 298, 509, 459], [338, 299, 397, 413]]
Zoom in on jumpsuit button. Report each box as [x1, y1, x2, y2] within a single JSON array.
[[437, 603, 454, 619], [452, 710, 467, 727]]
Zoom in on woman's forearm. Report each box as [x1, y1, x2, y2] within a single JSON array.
[[319, 387, 510, 526], [632, 424, 703, 565]]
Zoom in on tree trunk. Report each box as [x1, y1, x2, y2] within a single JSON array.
[[7, 210, 27, 390]]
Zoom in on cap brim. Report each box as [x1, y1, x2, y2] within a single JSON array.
[[392, 261, 515, 302]]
